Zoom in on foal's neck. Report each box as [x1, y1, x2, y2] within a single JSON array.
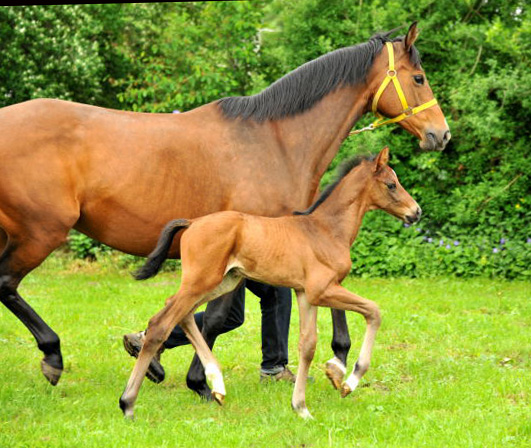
[[311, 166, 371, 247]]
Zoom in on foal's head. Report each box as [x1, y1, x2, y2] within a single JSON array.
[[364, 147, 421, 224]]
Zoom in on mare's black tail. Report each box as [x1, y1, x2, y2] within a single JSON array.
[[134, 219, 191, 280]]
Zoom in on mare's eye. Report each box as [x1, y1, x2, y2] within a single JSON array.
[[386, 182, 396, 191], [413, 74, 425, 85]]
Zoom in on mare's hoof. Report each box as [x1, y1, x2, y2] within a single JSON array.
[[325, 360, 345, 390], [212, 391, 225, 406], [41, 359, 62, 386], [340, 382, 352, 398]]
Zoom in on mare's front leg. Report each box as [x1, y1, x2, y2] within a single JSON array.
[[186, 284, 245, 400], [325, 309, 351, 390], [320, 284, 381, 398], [292, 291, 317, 419]]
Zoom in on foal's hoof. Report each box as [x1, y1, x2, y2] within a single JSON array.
[[41, 358, 63, 386], [294, 407, 314, 420], [212, 391, 225, 406], [119, 397, 135, 419], [325, 359, 345, 390], [340, 382, 352, 398]]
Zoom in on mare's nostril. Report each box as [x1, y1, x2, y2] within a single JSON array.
[[443, 130, 451, 143]]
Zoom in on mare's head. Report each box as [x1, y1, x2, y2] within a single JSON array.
[[367, 22, 450, 151], [364, 147, 421, 224]]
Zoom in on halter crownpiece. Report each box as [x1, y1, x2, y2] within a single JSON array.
[[349, 42, 438, 136]]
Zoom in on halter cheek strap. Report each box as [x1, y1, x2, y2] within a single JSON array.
[[350, 42, 438, 135]]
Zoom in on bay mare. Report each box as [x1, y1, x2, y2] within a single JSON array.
[[120, 147, 420, 419], [0, 23, 449, 394]]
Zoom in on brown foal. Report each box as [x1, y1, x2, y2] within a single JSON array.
[[120, 146, 420, 419]]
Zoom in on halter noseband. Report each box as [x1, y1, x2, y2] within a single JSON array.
[[349, 42, 438, 136]]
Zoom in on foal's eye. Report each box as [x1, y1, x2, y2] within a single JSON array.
[[386, 182, 397, 191], [413, 74, 425, 85]]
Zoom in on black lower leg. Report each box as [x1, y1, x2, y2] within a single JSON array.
[[330, 308, 351, 366], [0, 281, 63, 385]]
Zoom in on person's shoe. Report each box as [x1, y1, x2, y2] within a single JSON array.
[[260, 366, 296, 383], [123, 331, 166, 383]]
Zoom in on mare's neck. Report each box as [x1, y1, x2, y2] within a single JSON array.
[[311, 166, 371, 247], [271, 85, 371, 208]]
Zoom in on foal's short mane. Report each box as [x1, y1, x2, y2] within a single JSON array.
[[294, 154, 375, 216], [218, 30, 421, 122]]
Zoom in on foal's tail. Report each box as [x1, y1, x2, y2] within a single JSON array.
[[134, 219, 191, 281]]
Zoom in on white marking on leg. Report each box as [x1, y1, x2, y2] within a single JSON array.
[[295, 407, 313, 420], [344, 373, 360, 392], [326, 356, 346, 374], [204, 363, 225, 396]]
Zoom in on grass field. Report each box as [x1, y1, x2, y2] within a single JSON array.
[[0, 256, 529, 447]]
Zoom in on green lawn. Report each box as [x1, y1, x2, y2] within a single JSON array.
[[0, 256, 529, 447]]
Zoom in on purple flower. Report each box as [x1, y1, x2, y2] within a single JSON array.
[[527, 238, 531, 244], [500, 238, 506, 245], [427, 237, 433, 243], [453, 240, 460, 246], [445, 244, 451, 249], [172, 110, 181, 114], [416, 228, 422, 232], [439, 239, 444, 246], [403, 223, 411, 228], [493, 247, 499, 253]]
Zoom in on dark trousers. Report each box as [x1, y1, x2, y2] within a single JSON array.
[[163, 280, 292, 370]]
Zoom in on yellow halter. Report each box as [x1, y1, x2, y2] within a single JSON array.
[[349, 42, 438, 136]]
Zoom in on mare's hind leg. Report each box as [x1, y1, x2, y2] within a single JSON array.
[[186, 284, 245, 400], [325, 309, 351, 390], [0, 228, 71, 385]]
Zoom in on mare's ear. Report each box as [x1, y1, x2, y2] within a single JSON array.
[[374, 146, 390, 172], [404, 21, 419, 52]]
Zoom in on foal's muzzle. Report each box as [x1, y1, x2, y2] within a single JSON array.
[[405, 207, 422, 224]]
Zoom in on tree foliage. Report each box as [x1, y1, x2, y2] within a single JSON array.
[[0, 2, 529, 278]]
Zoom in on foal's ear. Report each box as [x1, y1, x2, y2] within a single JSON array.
[[374, 146, 390, 172], [404, 21, 419, 52]]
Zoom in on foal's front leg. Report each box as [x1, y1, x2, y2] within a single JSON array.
[[321, 284, 381, 398], [292, 291, 318, 419]]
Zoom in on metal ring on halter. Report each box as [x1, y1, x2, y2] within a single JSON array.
[[386, 70, 397, 77], [403, 107, 413, 116]]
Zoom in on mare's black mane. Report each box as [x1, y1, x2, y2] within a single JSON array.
[[218, 30, 421, 122]]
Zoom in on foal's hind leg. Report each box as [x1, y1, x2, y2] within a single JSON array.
[[0, 229, 72, 385], [292, 291, 317, 419], [325, 309, 351, 390], [120, 290, 195, 418], [180, 313, 226, 405], [186, 284, 245, 400]]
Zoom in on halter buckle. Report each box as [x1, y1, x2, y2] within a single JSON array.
[[386, 69, 397, 77], [403, 107, 413, 117]]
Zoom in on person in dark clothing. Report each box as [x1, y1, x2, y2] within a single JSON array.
[[123, 281, 294, 383]]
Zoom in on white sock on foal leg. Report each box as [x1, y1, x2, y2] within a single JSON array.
[[204, 363, 226, 404]]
